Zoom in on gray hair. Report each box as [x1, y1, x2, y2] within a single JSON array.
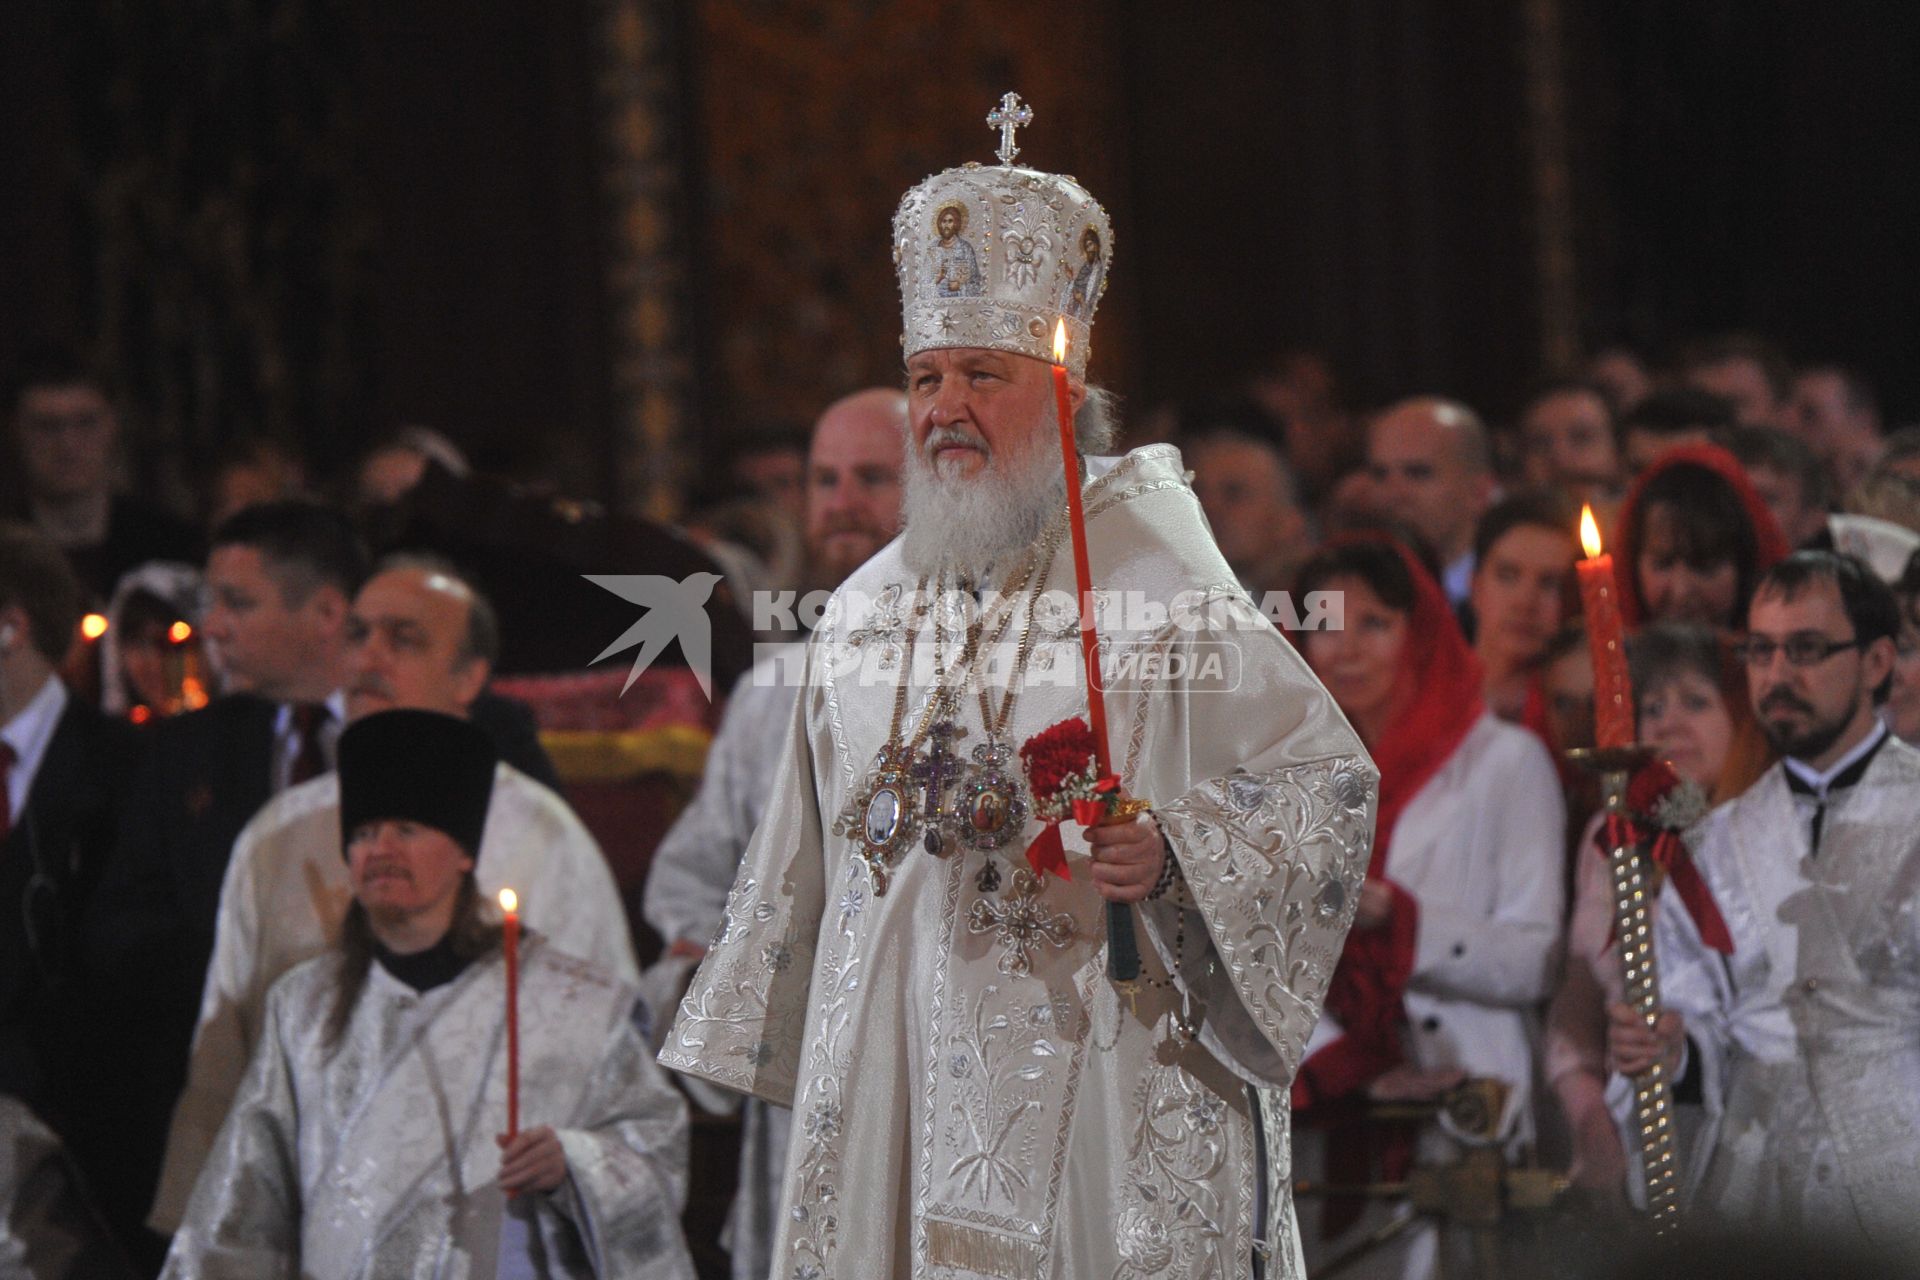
[[1075, 384, 1121, 454]]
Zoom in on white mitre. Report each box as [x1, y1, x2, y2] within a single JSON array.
[[1829, 512, 1920, 584], [892, 92, 1114, 378]]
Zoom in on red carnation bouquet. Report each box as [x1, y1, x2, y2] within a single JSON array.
[[1018, 717, 1120, 880], [1601, 759, 1730, 953]]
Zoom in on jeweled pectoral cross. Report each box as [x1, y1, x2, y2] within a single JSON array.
[[913, 720, 968, 854], [987, 92, 1033, 165]]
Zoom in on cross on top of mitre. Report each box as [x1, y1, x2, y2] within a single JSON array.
[[987, 92, 1034, 165]]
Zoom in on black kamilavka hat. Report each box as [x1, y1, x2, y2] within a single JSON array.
[[338, 709, 496, 857]]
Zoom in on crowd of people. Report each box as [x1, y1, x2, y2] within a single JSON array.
[[5, 174, 1920, 1280]]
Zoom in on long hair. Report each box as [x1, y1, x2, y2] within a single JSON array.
[[1613, 444, 1788, 629], [325, 874, 503, 1050]]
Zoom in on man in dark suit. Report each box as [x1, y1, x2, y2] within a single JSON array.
[[0, 526, 142, 1272], [0, 526, 137, 1129], [80, 500, 363, 1261]]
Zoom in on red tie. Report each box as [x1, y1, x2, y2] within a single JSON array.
[[0, 740, 16, 845], [289, 704, 330, 786]]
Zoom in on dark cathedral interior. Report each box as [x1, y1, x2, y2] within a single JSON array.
[[3, 3, 1919, 1278]]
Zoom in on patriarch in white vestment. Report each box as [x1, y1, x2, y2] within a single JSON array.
[[661, 96, 1377, 1279]]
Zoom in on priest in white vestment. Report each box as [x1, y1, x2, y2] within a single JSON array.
[[642, 387, 905, 1280], [162, 709, 693, 1279], [661, 98, 1377, 1280], [151, 558, 637, 1232], [1611, 551, 1920, 1261]]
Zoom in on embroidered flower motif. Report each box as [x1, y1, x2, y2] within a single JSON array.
[[948, 1051, 973, 1079], [838, 886, 865, 923], [1115, 1208, 1174, 1271], [805, 1099, 842, 1142], [1185, 1092, 1225, 1134], [998, 202, 1052, 287], [1227, 775, 1268, 813], [1332, 766, 1370, 811], [762, 943, 795, 972], [792, 1264, 823, 1280], [744, 1040, 775, 1067]]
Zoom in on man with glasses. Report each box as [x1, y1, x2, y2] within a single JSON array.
[[1609, 551, 1920, 1258]]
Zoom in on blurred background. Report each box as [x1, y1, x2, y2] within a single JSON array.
[[4, 0, 1915, 521]]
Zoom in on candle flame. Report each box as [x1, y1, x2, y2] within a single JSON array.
[[168, 620, 193, 644], [1052, 318, 1068, 365], [1579, 504, 1603, 559], [81, 613, 109, 640], [498, 888, 518, 914]]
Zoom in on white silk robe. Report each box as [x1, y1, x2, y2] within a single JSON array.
[[151, 761, 638, 1231], [1617, 736, 1920, 1261], [662, 447, 1377, 1280], [162, 941, 694, 1279]]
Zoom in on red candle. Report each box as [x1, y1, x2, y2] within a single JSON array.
[[1051, 321, 1111, 776], [1575, 505, 1635, 748], [498, 887, 520, 1139]]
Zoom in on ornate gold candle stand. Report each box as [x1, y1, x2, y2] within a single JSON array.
[[1567, 744, 1680, 1235]]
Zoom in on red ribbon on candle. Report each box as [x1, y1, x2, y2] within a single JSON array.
[[499, 888, 520, 1141], [1599, 809, 1734, 954], [1575, 505, 1635, 749]]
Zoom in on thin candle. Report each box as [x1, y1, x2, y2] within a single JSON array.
[[498, 887, 520, 1140], [1051, 319, 1140, 985], [1050, 320, 1111, 775], [1575, 505, 1635, 748]]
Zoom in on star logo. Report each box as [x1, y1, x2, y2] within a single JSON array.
[[583, 572, 724, 700]]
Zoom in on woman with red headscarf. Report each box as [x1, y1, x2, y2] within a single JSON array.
[[1291, 533, 1566, 1277], [1612, 442, 1791, 631]]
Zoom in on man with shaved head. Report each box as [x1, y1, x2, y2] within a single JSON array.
[[148, 555, 638, 1233], [1366, 396, 1497, 608], [802, 387, 909, 589], [645, 385, 905, 1280]]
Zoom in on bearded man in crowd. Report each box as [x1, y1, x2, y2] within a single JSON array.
[[1611, 552, 1920, 1259]]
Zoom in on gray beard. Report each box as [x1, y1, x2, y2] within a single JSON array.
[[899, 433, 1066, 583]]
